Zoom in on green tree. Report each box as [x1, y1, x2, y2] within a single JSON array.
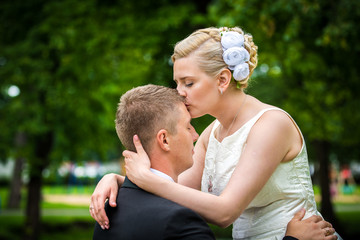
[[0, 0, 208, 239]]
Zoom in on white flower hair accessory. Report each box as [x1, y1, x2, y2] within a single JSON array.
[[221, 31, 244, 49], [233, 63, 250, 81], [221, 31, 250, 81], [223, 47, 250, 69]]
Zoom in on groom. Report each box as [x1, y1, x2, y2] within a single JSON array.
[[92, 84, 336, 240], [93, 84, 215, 239]]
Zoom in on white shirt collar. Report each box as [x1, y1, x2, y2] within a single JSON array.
[[150, 168, 174, 182]]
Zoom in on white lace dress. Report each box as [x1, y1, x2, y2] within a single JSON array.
[[201, 108, 321, 240]]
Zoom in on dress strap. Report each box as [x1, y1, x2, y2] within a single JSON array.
[[210, 120, 221, 136], [259, 108, 304, 140], [257, 108, 305, 156], [210, 107, 304, 148]]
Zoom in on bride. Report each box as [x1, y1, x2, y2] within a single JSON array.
[[90, 27, 340, 240]]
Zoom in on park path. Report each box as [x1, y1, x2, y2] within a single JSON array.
[[44, 194, 91, 206], [0, 194, 91, 217]]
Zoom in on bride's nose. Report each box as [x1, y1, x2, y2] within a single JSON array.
[[176, 85, 186, 97]]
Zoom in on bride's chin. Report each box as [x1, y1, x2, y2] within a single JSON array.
[[189, 111, 205, 119], [186, 106, 206, 118]]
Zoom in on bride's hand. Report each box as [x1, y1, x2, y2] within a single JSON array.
[[90, 173, 123, 229], [123, 135, 151, 186]]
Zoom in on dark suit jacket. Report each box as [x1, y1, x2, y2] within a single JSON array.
[[93, 177, 215, 240]]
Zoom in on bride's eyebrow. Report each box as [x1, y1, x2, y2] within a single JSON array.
[[174, 76, 194, 82]]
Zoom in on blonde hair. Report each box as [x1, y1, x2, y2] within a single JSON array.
[[115, 84, 184, 153], [171, 27, 258, 89]]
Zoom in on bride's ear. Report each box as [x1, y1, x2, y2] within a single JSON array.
[[156, 129, 170, 151], [217, 68, 232, 93]]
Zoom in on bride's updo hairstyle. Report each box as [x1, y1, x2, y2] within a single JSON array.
[[171, 27, 258, 89]]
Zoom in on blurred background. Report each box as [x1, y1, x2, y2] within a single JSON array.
[[0, 0, 359, 239]]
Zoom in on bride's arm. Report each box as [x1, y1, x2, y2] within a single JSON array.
[[125, 111, 297, 227], [177, 122, 213, 189], [90, 173, 124, 229]]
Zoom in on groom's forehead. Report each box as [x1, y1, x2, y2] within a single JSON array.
[[179, 105, 191, 122]]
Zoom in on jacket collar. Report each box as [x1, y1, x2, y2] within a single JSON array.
[[122, 176, 140, 189]]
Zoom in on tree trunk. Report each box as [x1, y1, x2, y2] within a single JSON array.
[[23, 132, 53, 240], [24, 172, 43, 240], [7, 157, 24, 208], [314, 140, 343, 235], [8, 132, 26, 209]]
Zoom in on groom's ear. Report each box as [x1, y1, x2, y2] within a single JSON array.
[[156, 129, 170, 151]]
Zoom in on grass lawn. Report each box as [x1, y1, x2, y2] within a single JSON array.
[[0, 215, 95, 240], [0, 185, 359, 239]]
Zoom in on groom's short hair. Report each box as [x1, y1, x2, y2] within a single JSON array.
[[115, 84, 185, 153]]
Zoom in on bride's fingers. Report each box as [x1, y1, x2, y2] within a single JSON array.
[[133, 135, 146, 154], [133, 135, 146, 155], [122, 150, 136, 158], [122, 135, 145, 158]]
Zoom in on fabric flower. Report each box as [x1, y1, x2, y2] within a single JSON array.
[[220, 31, 250, 81], [223, 47, 250, 66], [221, 31, 244, 49], [233, 63, 250, 81]]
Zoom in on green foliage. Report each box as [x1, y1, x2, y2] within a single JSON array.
[[0, 0, 204, 164], [210, 0, 360, 160], [0, 2, 209, 234]]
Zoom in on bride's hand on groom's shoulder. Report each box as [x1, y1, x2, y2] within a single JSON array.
[[90, 173, 121, 230]]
